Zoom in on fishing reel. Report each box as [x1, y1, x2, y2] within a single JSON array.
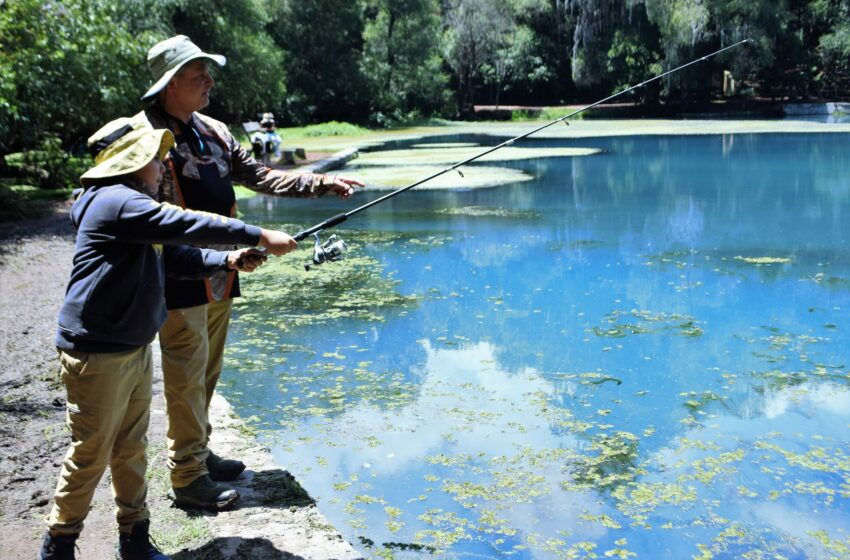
[[305, 232, 347, 271]]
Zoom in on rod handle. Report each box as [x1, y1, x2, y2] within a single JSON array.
[[293, 213, 348, 241]]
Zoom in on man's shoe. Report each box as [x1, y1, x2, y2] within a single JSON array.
[[169, 475, 239, 511], [207, 450, 246, 481], [115, 520, 170, 560], [38, 531, 78, 560]]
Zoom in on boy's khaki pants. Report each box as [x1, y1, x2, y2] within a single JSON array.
[[159, 299, 232, 488], [48, 346, 152, 535]]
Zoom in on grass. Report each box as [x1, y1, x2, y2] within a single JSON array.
[[510, 107, 587, 121], [146, 442, 214, 552]]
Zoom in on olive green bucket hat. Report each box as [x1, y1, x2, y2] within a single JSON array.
[[79, 118, 175, 186], [141, 35, 226, 101]]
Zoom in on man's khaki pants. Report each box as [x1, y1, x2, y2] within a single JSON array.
[[159, 299, 232, 488], [48, 346, 152, 536]]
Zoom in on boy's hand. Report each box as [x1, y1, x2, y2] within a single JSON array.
[[258, 229, 298, 256], [229, 248, 267, 272]]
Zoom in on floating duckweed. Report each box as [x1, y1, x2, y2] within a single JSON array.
[[354, 494, 386, 505], [807, 530, 850, 558], [354, 145, 600, 167], [570, 432, 643, 491], [580, 513, 622, 529], [592, 309, 704, 339], [734, 256, 793, 265], [604, 547, 638, 559], [350, 164, 533, 190], [580, 372, 623, 386], [411, 142, 480, 148], [435, 206, 543, 219]]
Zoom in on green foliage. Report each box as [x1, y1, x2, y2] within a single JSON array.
[[268, 0, 369, 124], [16, 135, 92, 189], [299, 121, 369, 137], [361, 0, 452, 126], [607, 29, 662, 100], [570, 0, 630, 88], [0, 0, 159, 154], [168, 0, 285, 122], [443, 0, 517, 114], [819, 23, 850, 76], [503, 0, 570, 104]]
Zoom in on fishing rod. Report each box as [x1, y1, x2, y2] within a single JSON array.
[[294, 38, 750, 270]]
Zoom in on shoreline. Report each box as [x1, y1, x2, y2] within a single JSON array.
[[276, 118, 850, 153]]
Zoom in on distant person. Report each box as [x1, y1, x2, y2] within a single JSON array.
[[251, 112, 283, 162], [132, 35, 364, 511], [40, 118, 297, 560]]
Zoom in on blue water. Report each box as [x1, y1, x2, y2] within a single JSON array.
[[227, 132, 850, 559]]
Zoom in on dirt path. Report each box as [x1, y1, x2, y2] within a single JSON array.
[[0, 202, 362, 559]]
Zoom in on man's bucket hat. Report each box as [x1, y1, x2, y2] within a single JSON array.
[[80, 118, 175, 186], [141, 35, 226, 101]]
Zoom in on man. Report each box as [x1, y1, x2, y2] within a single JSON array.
[[133, 35, 364, 511], [251, 112, 283, 164]]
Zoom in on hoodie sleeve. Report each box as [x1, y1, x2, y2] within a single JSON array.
[[162, 246, 231, 279], [106, 187, 262, 247]]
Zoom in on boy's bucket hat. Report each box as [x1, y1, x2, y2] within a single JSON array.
[[80, 118, 175, 186], [141, 35, 226, 101]]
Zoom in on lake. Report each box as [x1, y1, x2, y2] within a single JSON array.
[[227, 131, 850, 559]]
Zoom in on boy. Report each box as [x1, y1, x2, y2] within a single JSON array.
[[39, 118, 295, 560]]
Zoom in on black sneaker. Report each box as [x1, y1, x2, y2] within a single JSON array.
[[169, 475, 239, 511], [115, 520, 170, 560], [207, 450, 246, 481], [38, 531, 78, 560]]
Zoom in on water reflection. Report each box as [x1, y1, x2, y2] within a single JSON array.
[[229, 133, 850, 558]]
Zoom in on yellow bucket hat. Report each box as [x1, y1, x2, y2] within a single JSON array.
[[79, 118, 175, 186]]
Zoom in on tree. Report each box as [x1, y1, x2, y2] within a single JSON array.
[[268, 0, 368, 124], [811, 0, 850, 96], [642, 0, 712, 98], [606, 27, 662, 102], [0, 0, 158, 156], [443, 0, 514, 114], [167, 0, 286, 122], [565, 0, 631, 90], [477, 0, 556, 107], [503, 0, 571, 105], [361, 0, 452, 124]]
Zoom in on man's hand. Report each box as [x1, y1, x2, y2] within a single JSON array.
[[321, 174, 365, 198], [228, 248, 267, 272], [258, 229, 298, 256]]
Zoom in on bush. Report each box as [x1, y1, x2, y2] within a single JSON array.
[[300, 121, 369, 137], [6, 135, 91, 190]]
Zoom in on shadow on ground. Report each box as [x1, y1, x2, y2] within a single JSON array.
[[172, 537, 307, 560], [167, 468, 327, 559], [243, 468, 315, 507]]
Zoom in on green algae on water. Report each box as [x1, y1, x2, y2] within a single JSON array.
[[592, 309, 704, 338], [348, 164, 533, 190], [435, 206, 543, 219], [353, 145, 601, 167]]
